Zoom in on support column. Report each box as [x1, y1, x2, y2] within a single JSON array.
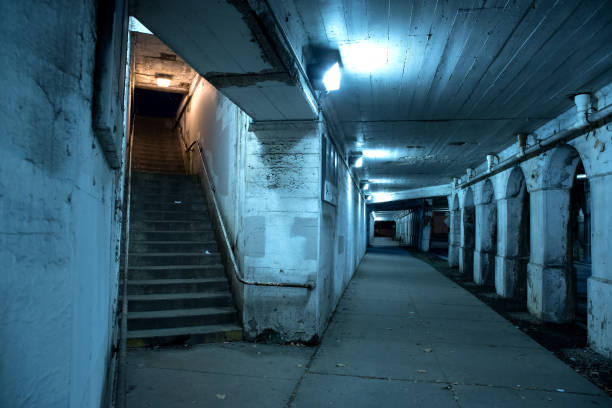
[[241, 121, 321, 341], [459, 206, 475, 275], [474, 201, 496, 286], [495, 196, 525, 298], [527, 188, 573, 322], [448, 209, 460, 267], [588, 173, 612, 357]]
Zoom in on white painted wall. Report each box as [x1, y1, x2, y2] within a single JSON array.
[[0, 1, 126, 406]]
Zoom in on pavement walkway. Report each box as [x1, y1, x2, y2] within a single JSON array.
[[126, 245, 611, 407]]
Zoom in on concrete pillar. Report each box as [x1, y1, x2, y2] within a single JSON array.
[[448, 209, 460, 267], [241, 122, 321, 341], [495, 197, 524, 298], [526, 188, 574, 322], [459, 206, 475, 275], [474, 201, 497, 286], [587, 173, 612, 357]]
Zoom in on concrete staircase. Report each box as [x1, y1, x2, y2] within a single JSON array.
[[124, 118, 242, 347]]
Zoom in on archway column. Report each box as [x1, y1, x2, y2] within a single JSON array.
[[587, 172, 612, 357], [474, 202, 496, 285], [493, 167, 528, 299], [495, 196, 522, 297], [526, 187, 574, 322], [448, 208, 460, 267], [459, 206, 474, 275], [473, 181, 496, 286]]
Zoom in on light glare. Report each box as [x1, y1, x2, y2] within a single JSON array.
[[156, 77, 171, 87], [363, 149, 391, 159], [372, 192, 393, 202], [323, 62, 341, 92], [363, 183, 369, 190], [354, 156, 363, 168], [340, 41, 390, 73]]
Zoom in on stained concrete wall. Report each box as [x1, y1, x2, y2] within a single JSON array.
[[0, 1, 126, 406], [180, 83, 367, 341], [241, 123, 322, 341]]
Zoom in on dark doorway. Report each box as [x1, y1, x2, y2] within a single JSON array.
[[374, 221, 396, 238], [570, 161, 591, 327]]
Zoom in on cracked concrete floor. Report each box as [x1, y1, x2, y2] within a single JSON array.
[[126, 243, 611, 407]]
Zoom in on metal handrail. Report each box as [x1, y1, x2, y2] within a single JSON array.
[[188, 139, 315, 290]]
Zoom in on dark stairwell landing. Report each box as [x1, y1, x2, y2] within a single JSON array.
[[124, 114, 242, 347]]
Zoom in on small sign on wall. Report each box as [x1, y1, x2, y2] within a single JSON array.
[[322, 134, 338, 206]]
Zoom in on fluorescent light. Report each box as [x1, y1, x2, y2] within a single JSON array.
[[354, 156, 363, 168], [156, 77, 171, 87], [576, 174, 587, 179], [322, 62, 341, 92], [363, 149, 390, 159], [372, 192, 393, 202], [363, 183, 369, 190], [340, 41, 390, 73]]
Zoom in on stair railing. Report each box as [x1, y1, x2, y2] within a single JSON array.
[[186, 140, 315, 291]]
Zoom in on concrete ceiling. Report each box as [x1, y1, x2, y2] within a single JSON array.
[[130, 0, 612, 195], [130, 0, 318, 120], [275, 0, 612, 191], [132, 32, 196, 93]]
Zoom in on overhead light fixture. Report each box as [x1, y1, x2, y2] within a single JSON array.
[[349, 151, 363, 168], [576, 173, 587, 179], [372, 192, 393, 202], [363, 149, 391, 159], [322, 62, 341, 92], [306, 46, 342, 93], [155, 74, 172, 87]]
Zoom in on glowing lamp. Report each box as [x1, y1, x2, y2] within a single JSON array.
[[322, 63, 341, 92]]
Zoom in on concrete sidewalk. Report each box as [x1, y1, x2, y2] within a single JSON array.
[[126, 247, 611, 407]]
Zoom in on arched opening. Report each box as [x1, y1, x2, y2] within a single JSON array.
[[460, 188, 475, 276], [570, 160, 591, 328]]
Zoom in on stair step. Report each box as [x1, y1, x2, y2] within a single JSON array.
[[130, 240, 218, 253], [130, 186, 203, 197], [127, 277, 228, 295], [131, 198, 206, 208], [128, 252, 221, 266], [127, 292, 233, 311], [132, 172, 197, 181], [130, 210, 209, 221], [127, 324, 243, 347], [127, 264, 225, 280], [132, 167, 185, 174], [130, 220, 211, 232], [130, 201, 207, 212], [127, 307, 237, 330], [130, 230, 216, 241]]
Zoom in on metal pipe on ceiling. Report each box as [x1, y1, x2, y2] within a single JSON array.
[[459, 102, 612, 189]]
